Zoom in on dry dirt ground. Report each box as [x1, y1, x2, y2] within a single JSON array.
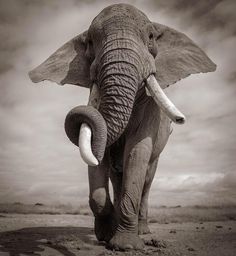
[[0, 214, 235, 256]]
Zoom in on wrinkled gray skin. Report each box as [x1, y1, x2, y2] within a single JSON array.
[[29, 4, 216, 251]]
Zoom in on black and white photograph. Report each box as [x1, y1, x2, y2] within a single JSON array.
[[0, 0, 235, 255]]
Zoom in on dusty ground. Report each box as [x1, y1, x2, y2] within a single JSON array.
[[0, 214, 235, 256]]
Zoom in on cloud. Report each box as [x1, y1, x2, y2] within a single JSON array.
[[0, 0, 235, 206]]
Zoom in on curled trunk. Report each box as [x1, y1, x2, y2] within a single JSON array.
[[64, 105, 107, 163]]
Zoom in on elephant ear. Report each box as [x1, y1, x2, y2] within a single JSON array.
[[29, 31, 90, 88], [152, 23, 216, 89]]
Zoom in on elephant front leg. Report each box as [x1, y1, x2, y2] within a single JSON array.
[[88, 153, 117, 242], [109, 138, 152, 250], [138, 157, 159, 235]]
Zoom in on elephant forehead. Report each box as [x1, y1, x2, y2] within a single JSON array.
[[91, 3, 150, 30]]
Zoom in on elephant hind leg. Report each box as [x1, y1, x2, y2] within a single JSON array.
[[109, 135, 125, 211], [110, 167, 123, 212], [138, 157, 159, 235]]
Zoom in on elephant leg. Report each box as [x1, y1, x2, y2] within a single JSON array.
[[109, 138, 152, 250], [138, 157, 159, 235], [88, 151, 117, 242]]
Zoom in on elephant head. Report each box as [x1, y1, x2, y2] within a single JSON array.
[[29, 4, 216, 166]]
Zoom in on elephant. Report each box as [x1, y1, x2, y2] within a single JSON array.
[[29, 3, 216, 251]]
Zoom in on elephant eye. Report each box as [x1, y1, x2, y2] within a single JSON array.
[[149, 33, 154, 40]]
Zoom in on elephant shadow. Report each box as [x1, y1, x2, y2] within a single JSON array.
[[0, 226, 99, 256]]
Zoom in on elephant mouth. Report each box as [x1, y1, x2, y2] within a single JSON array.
[[65, 74, 185, 166]]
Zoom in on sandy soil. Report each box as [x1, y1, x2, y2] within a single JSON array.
[[0, 214, 235, 256]]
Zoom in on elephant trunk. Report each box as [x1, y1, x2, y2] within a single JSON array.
[[98, 46, 142, 146], [65, 38, 155, 165], [65, 105, 107, 164]]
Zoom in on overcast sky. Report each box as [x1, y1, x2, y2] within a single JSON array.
[[0, 0, 235, 207]]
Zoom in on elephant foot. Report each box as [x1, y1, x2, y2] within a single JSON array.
[[108, 231, 144, 251], [94, 212, 117, 242], [138, 220, 151, 235]]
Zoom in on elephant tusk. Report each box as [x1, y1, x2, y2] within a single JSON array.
[[146, 75, 186, 124], [78, 123, 99, 166]]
